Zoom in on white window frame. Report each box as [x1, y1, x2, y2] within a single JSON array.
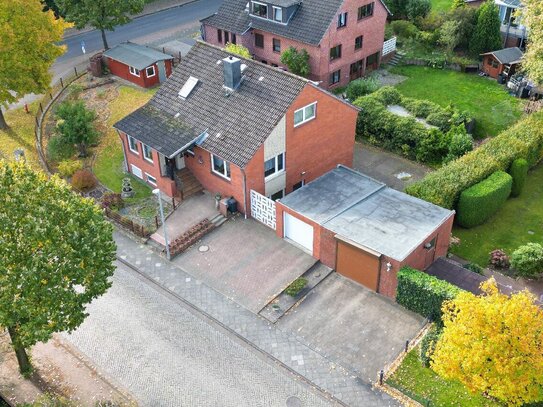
[[294, 102, 317, 127], [131, 164, 143, 179], [145, 172, 157, 186], [129, 66, 140, 77], [127, 135, 139, 154], [337, 12, 348, 28], [146, 66, 156, 78], [211, 153, 231, 180], [142, 143, 154, 163], [252, 1, 268, 18], [273, 6, 283, 22], [264, 152, 285, 180]]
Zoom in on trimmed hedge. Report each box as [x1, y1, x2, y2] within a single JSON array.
[[396, 267, 462, 323], [406, 111, 543, 209], [509, 158, 528, 197], [456, 171, 512, 228]]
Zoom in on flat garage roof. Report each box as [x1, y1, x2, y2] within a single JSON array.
[[279, 166, 454, 261]]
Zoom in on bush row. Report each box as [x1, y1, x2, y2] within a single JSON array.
[[354, 87, 473, 164], [396, 267, 462, 324], [456, 171, 512, 228], [405, 111, 543, 209]]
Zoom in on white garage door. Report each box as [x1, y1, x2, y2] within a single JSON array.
[[284, 213, 314, 254]]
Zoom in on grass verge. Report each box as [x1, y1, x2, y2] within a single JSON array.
[[0, 103, 41, 169]]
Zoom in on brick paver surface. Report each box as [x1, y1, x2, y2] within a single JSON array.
[[113, 231, 398, 406]]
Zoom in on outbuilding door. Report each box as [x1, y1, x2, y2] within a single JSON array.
[[158, 60, 167, 83], [336, 238, 381, 291], [284, 213, 314, 254]]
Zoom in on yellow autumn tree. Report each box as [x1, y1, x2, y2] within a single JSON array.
[[431, 278, 543, 406], [522, 0, 543, 84]]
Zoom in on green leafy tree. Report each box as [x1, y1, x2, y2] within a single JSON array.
[[439, 20, 461, 52], [58, 0, 144, 50], [522, 0, 543, 84], [224, 43, 252, 59], [406, 0, 431, 21], [448, 6, 478, 51], [42, 0, 63, 18], [280, 47, 311, 78], [452, 0, 465, 9], [0, 0, 67, 129], [470, 1, 502, 56], [0, 162, 116, 375], [56, 101, 99, 157]]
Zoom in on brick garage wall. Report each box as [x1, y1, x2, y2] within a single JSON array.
[[285, 84, 357, 192], [185, 145, 265, 216], [119, 131, 176, 196], [106, 58, 168, 88]]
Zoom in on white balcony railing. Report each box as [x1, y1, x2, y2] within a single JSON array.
[[382, 37, 397, 56]]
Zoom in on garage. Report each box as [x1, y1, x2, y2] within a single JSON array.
[[284, 213, 314, 254], [336, 238, 381, 291]]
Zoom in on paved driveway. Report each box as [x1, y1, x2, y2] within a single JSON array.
[[278, 273, 425, 383], [173, 218, 317, 313], [353, 142, 430, 191]]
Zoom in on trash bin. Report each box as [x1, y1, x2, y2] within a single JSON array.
[[497, 73, 506, 84], [227, 198, 238, 214]]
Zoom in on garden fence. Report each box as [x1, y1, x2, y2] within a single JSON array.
[[104, 207, 153, 238]]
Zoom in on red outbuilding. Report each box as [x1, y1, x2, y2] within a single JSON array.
[[103, 42, 174, 88], [480, 47, 523, 80]]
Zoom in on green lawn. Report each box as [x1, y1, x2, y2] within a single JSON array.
[[387, 347, 497, 406], [451, 163, 543, 266], [431, 0, 452, 13], [391, 66, 524, 139], [93, 86, 156, 200]]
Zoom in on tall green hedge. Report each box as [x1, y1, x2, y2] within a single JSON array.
[[456, 171, 512, 228], [396, 267, 462, 323], [405, 112, 543, 209], [509, 158, 528, 197]]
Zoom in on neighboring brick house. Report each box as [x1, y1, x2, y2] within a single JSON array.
[[276, 166, 455, 298], [200, 0, 390, 89], [103, 42, 174, 88], [113, 42, 359, 217]]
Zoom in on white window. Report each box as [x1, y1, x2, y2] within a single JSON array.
[[264, 153, 285, 179], [145, 173, 157, 186], [146, 66, 156, 78], [129, 66, 140, 77], [252, 1, 268, 17], [273, 6, 282, 22], [142, 144, 153, 163], [127, 135, 138, 154], [211, 154, 231, 180], [294, 102, 317, 127], [337, 12, 348, 28], [131, 164, 143, 179]]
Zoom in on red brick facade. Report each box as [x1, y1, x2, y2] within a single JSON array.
[[202, 0, 388, 89], [106, 58, 173, 88]]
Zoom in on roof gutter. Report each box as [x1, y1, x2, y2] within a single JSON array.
[[167, 129, 209, 159]]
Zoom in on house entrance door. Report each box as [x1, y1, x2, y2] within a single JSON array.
[[350, 59, 364, 81]]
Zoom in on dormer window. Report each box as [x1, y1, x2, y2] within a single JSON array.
[[273, 6, 282, 22], [252, 1, 268, 17]]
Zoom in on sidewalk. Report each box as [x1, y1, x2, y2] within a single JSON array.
[[63, 0, 199, 39], [114, 230, 399, 407]]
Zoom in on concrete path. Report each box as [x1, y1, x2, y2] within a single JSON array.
[[112, 230, 398, 406], [353, 142, 431, 191]]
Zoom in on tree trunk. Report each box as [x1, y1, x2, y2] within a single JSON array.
[[7, 327, 32, 375], [78, 143, 87, 158], [100, 28, 109, 50], [0, 108, 8, 129]]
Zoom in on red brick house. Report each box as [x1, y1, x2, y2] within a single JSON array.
[[275, 166, 455, 298], [113, 42, 359, 217], [480, 47, 523, 79], [200, 0, 391, 89], [103, 42, 174, 88]]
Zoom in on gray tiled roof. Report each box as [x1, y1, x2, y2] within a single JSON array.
[[103, 42, 173, 70], [497, 0, 522, 8], [115, 42, 308, 166], [482, 47, 523, 64]]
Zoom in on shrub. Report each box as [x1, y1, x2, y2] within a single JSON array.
[[401, 98, 438, 118], [224, 43, 251, 59], [509, 158, 528, 197], [389, 20, 420, 39], [285, 277, 308, 297], [456, 171, 512, 228], [426, 109, 454, 131], [406, 0, 431, 21], [371, 86, 403, 105], [57, 159, 83, 178], [396, 267, 462, 323], [101, 192, 124, 210], [345, 77, 380, 101], [511, 243, 543, 279], [463, 263, 484, 275], [489, 249, 510, 269], [280, 47, 311, 77], [420, 325, 442, 367], [47, 135, 75, 162], [55, 101, 98, 157], [71, 169, 97, 191], [416, 128, 451, 164], [444, 125, 473, 163], [405, 111, 543, 209]]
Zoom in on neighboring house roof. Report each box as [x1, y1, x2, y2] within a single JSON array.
[[103, 42, 173, 70], [114, 42, 309, 166], [201, 0, 390, 46], [481, 47, 523, 64], [495, 0, 522, 8], [279, 166, 454, 261]]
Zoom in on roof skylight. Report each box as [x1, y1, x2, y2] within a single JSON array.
[[178, 76, 199, 100]]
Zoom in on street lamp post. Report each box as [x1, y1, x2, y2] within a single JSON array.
[[153, 188, 170, 260]]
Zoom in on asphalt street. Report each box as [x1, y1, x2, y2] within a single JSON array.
[[65, 262, 333, 407]]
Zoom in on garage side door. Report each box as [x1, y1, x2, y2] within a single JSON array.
[[284, 213, 314, 254], [336, 240, 380, 291]]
